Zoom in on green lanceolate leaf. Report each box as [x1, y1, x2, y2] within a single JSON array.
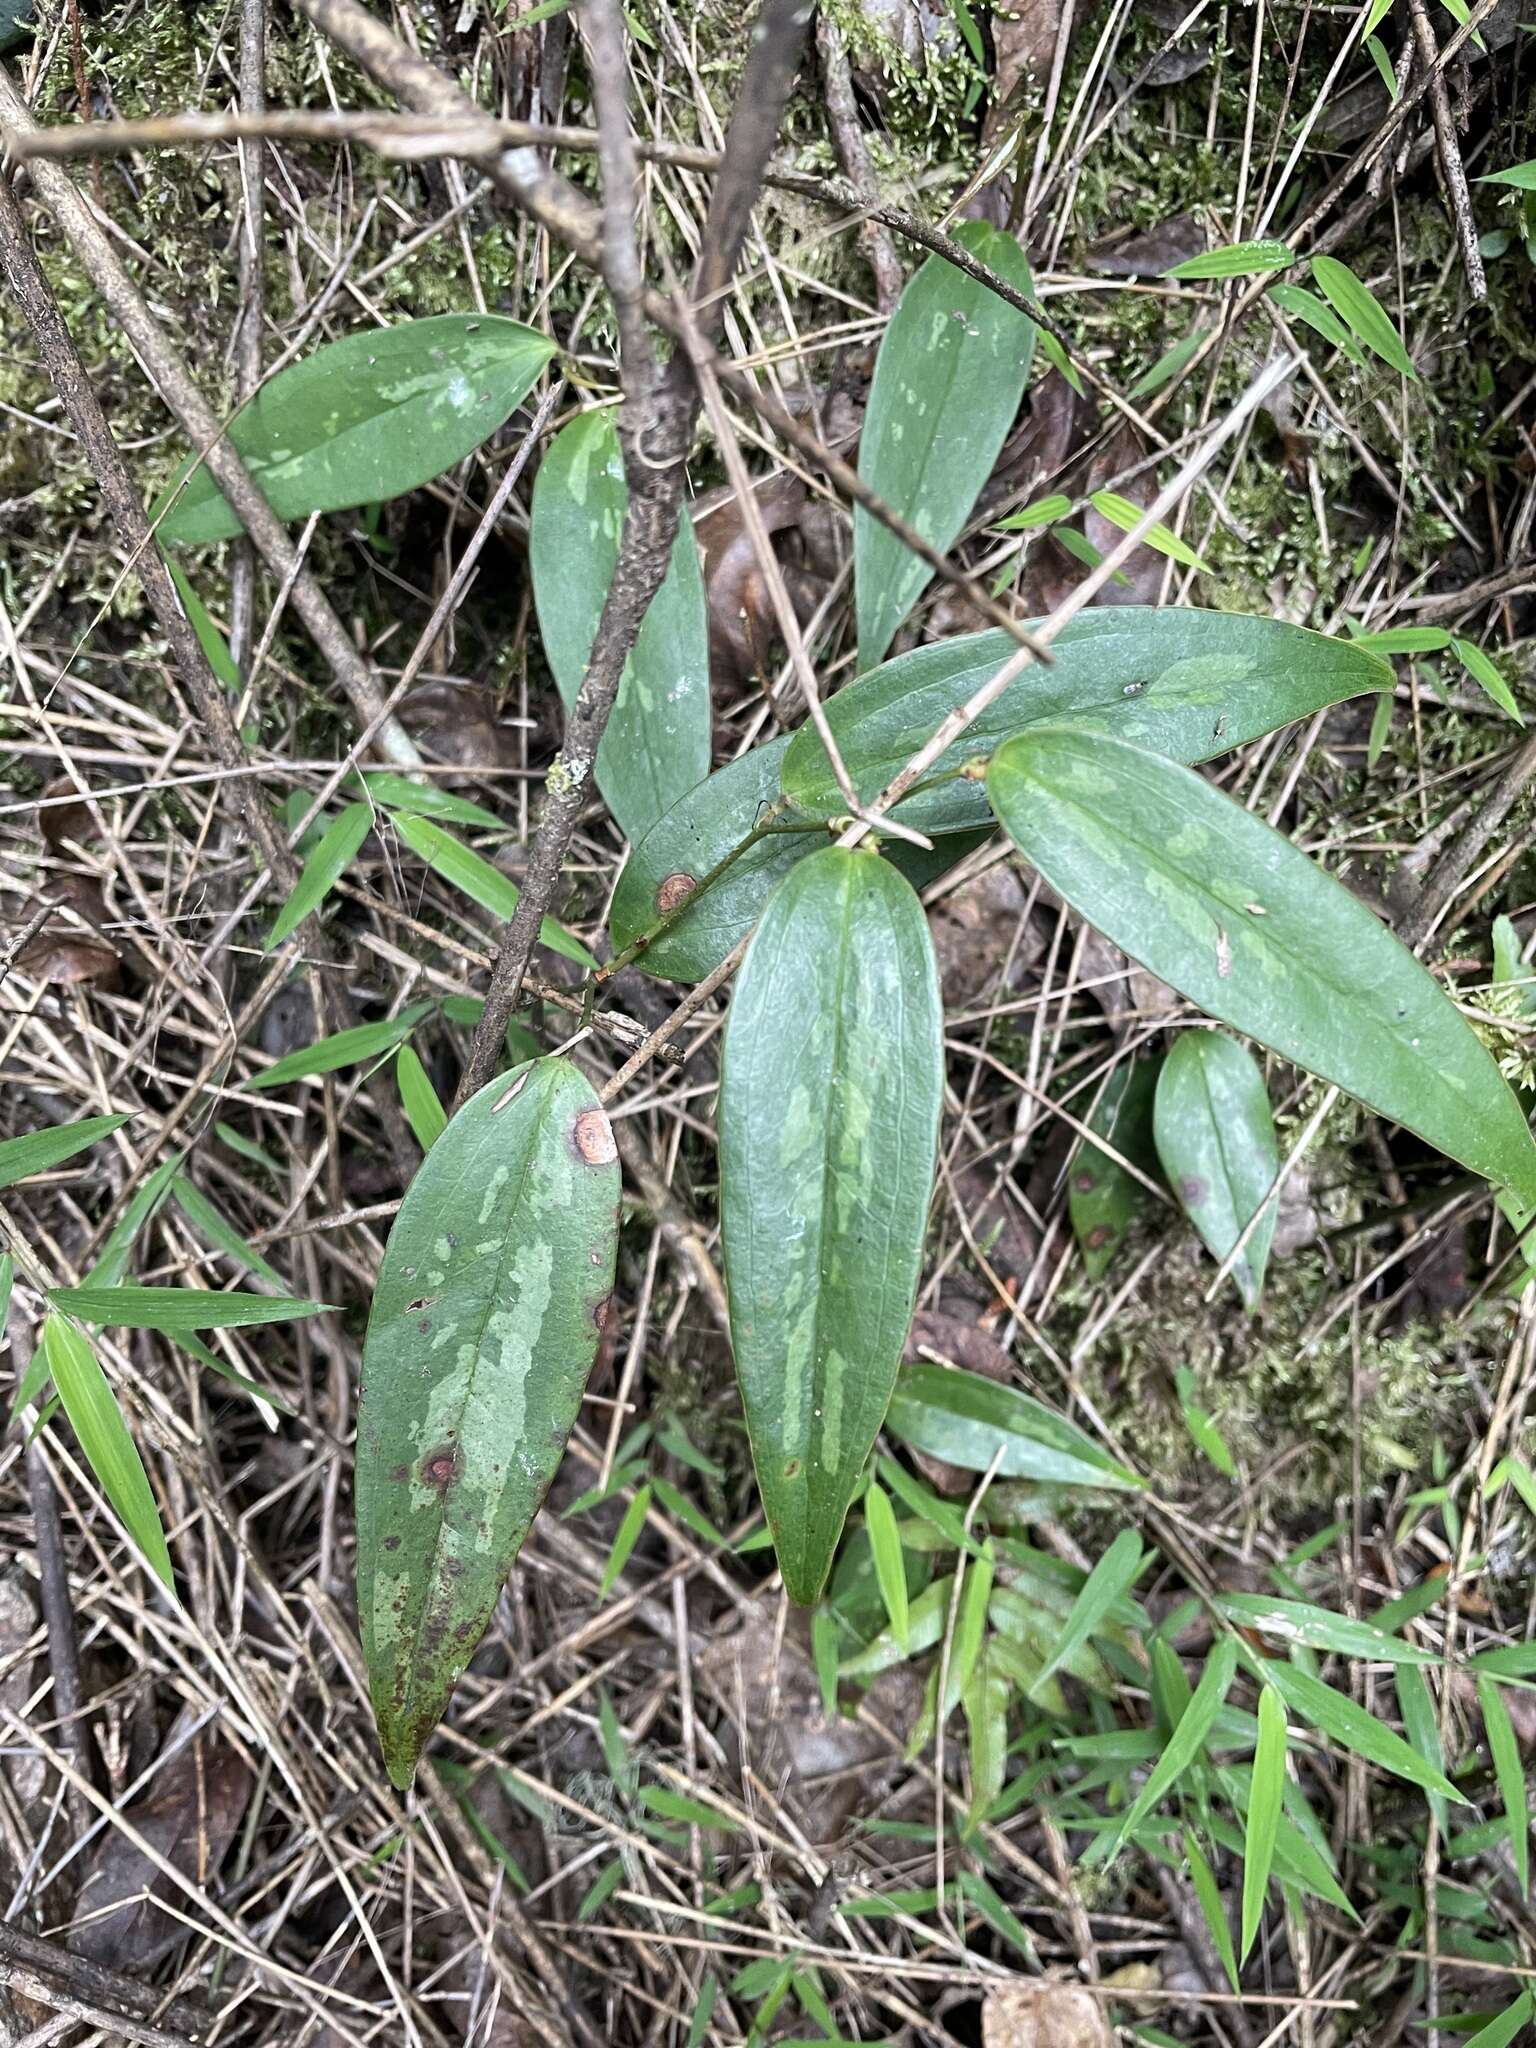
[[855, 220, 1037, 670], [1219, 1592, 1437, 1664], [781, 608, 1391, 836], [1309, 255, 1417, 379], [1260, 1659, 1464, 1802], [1167, 239, 1294, 280], [863, 1483, 910, 1651], [718, 848, 943, 1603], [1479, 160, 1536, 190], [609, 739, 984, 983], [0, 1114, 129, 1190], [396, 1043, 448, 1152], [987, 728, 1536, 1207], [1032, 1526, 1144, 1701], [1241, 1685, 1287, 1962], [49, 1284, 327, 1332], [1265, 282, 1367, 366], [394, 813, 595, 967], [1068, 1056, 1160, 1281], [1477, 1675, 1530, 1895], [159, 314, 555, 546], [1092, 1637, 1237, 1862], [42, 1313, 174, 1592], [530, 407, 710, 844], [266, 802, 371, 950], [169, 565, 241, 689], [1154, 1031, 1280, 1309], [244, 1002, 434, 1091], [357, 1058, 620, 1785], [885, 1361, 1143, 1491]]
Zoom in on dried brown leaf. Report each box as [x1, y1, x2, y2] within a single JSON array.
[[983, 1981, 1114, 2048]]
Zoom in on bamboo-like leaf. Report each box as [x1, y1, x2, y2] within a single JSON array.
[[863, 1484, 909, 1652], [1452, 637, 1522, 722], [50, 1284, 326, 1332], [170, 1176, 290, 1293], [718, 848, 943, 1603], [266, 803, 371, 950], [1184, 1830, 1239, 1992], [1090, 1637, 1237, 1862], [885, 1361, 1144, 1490], [962, 1636, 1011, 1826], [599, 1485, 650, 1598], [1395, 1664, 1449, 1834], [243, 1003, 433, 1091], [1088, 489, 1209, 571], [1464, 1993, 1535, 2048], [396, 1043, 448, 1152], [1068, 1056, 1160, 1281], [0, 1114, 129, 1191], [855, 220, 1037, 670], [169, 565, 241, 689], [1127, 327, 1207, 402], [1478, 161, 1536, 189], [1260, 1659, 1464, 1801], [1266, 282, 1367, 365], [87, 1153, 183, 1288], [357, 1058, 619, 1786], [42, 1313, 174, 1592], [1220, 1592, 1437, 1664], [159, 314, 554, 545], [530, 407, 711, 844], [394, 814, 594, 967], [987, 728, 1536, 1206], [1031, 1527, 1144, 1701], [781, 608, 1391, 836], [608, 738, 981, 983], [1478, 1675, 1530, 1895], [1154, 1031, 1280, 1309], [1167, 239, 1294, 279], [1241, 1686, 1287, 1961], [1309, 255, 1417, 378]]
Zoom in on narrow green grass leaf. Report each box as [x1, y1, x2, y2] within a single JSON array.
[[652, 1474, 726, 1546], [886, 1361, 1144, 1490], [640, 1783, 742, 1832], [601, 1486, 651, 1599], [244, 1003, 433, 1090], [1154, 1031, 1279, 1309], [1262, 1659, 1465, 1801], [1452, 638, 1522, 722], [1395, 1664, 1448, 1835], [395, 1043, 447, 1152], [168, 565, 241, 688], [353, 771, 503, 831], [685, 1975, 717, 2048], [864, 1483, 910, 1653], [855, 221, 1037, 669], [577, 1859, 624, 1923], [719, 848, 943, 1604], [956, 1868, 1036, 1961], [1477, 1676, 1529, 1895], [42, 1313, 174, 1592], [87, 1152, 183, 1288], [1367, 688, 1394, 768], [1127, 326, 1207, 401], [1175, 1366, 1236, 1477], [0, 1255, 11, 1329], [1167, 239, 1294, 280], [1183, 1830, 1239, 1992], [986, 728, 1536, 1207], [394, 813, 594, 967], [997, 492, 1072, 531], [1091, 1638, 1237, 1863], [946, 1541, 995, 1716], [1352, 625, 1450, 653], [50, 1284, 325, 1332], [811, 1608, 840, 1718], [170, 1330, 293, 1420], [159, 315, 554, 545], [1309, 254, 1417, 378], [170, 1175, 289, 1292], [266, 802, 371, 950], [1464, 1993, 1535, 2048], [1364, 34, 1399, 97], [962, 1637, 1010, 1827], [1478, 161, 1536, 190], [1241, 1686, 1287, 1961], [1266, 282, 1367, 364], [1219, 1593, 1438, 1664], [1089, 489, 1209, 569], [0, 1114, 129, 1191], [1032, 1527, 1144, 1701]]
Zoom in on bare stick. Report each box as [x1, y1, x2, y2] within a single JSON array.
[[228, 0, 268, 669], [1407, 0, 1486, 303], [815, 14, 902, 312]]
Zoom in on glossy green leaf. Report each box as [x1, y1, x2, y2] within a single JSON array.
[[42, 1313, 174, 1592], [1478, 1676, 1529, 1895], [608, 737, 981, 983], [864, 1483, 910, 1652], [1464, 1994, 1535, 2048], [1032, 1527, 1144, 1701], [987, 728, 1536, 1206], [886, 1361, 1143, 1491], [855, 220, 1037, 669], [1351, 625, 1449, 654], [1068, 1056, 1160, 1281], [244, 1002, 433, 1091], [357, 1058, 619, 1786], [160, 314, 555, 545], [1184, 1831, 1239, 1993], [1220, 1592, 1437, 1664], [600, 1485, 650, 1597], [1089, 489, 1209, 571], [394, 813, 594, 968], [1091, 1638, 1237, 1863], [0, 1114, 129, 1190], [1265, 282, 1367, 365], [1395, 1664, 1449, 1835], [719, 848, 943, 1604], [396, 1043, 448, 1152], [266, 802, 370, 950], [530, 407, 711, 845], [1167, 239, 1294, 280], [1241, 1685, 1286, 1961], [781, 607, 1391, 836], [1452, 638, 1522, 722], [1477, 162, 1536, 189], [997, 492, 1072, 531], [1154, 1031, 1279, 1309], [1261, 1659, 1465, 1801], [49, 1284, 326, 1332], [1309, 255, 1417, 378], [354, 772, 503, 832]]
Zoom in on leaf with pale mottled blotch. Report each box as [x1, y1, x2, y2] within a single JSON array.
[[357, 1058, 619, 1786], [719, 846, 943, 1603]]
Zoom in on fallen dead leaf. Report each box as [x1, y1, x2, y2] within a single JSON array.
[[37, 775, 100, 852], [1085, 213, 1205, 278], [983, 1981, 1113, 2048], [13, 876, 122, 990], [694, 475, 834, 689], [398, 679, 521, 773], [991, 0, 1068, 106], [70, 1732, 253, 1970], [929, 862, 1045, 1005]]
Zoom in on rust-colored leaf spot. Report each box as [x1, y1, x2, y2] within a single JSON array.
[[782, 1458, 802, 1480], [571, 1107, 617, 1166], [656, 871, 698, 915], [1073, 1170, 1097, 1194], [1083, 1224, 1113, 1251], [421, 1445, 460, 1488], [593, 1293, 614, 1332]]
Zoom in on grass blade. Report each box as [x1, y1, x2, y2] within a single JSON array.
[[42, 1313, 173, 1593], [1241, 1685, 1286, 1961]]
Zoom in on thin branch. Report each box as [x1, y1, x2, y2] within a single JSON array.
[[1407, 0, 1486, 303]]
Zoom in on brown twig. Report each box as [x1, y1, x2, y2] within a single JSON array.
[[0, 65, 420, 768], [1407, 0, 1486, 303], [815, 15, 902, 313], [228, 0, 268, 671]]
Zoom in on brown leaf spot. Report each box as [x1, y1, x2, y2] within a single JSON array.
[[1073, 1170, 1097, 1194], [782, 1458, 802, 1480], [406, 1296, 436, 1313], [571, 1107, 617, 1166], [1179, 1175, 1209, 1205], [421, 1445, 460, 1488], [593, 1293, 613, 1332], [656, 871, 698, 915], [1083, 1224, 1113, 1251]]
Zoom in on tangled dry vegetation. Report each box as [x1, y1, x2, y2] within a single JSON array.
[[3, 0, 1536, 2043]]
